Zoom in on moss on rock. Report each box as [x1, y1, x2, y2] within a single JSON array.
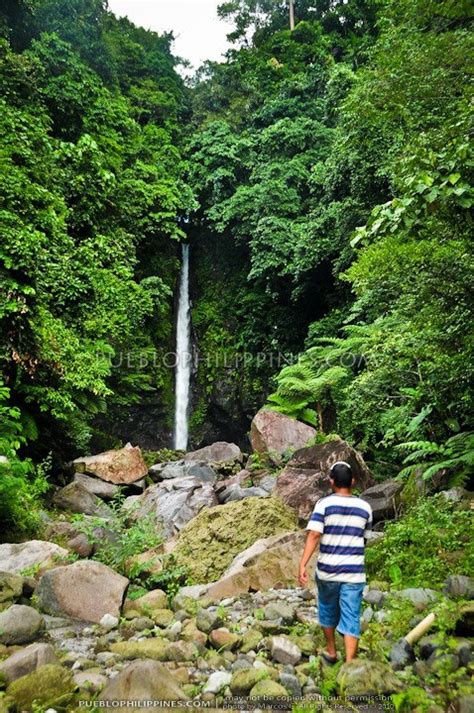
[[173, 496, 298, 582], [6, 663, 76, 711], [110, 639, 170, 661]]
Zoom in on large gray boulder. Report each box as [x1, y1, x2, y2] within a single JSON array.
[[0, 643, 59, 683], [184, 441, 243, 464], [337, 659, 402, 695], [444, 575, 474, 600], [130, 475, 218, 538], [73, 472, 119, 499], [72, 443, 148, 484], [0, 604, 43, 645], [250, 410, 316, 463], [53, 481, 112, 517], [36, 560, 129, 623], [98, 660, 189, 704], [0, 541, 69, 575], [360, 479, 404, 522], [274, 437, 372, 522], [150, 461, 217, 483]]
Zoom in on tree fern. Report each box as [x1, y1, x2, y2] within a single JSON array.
[[397, 432, 474, 486]]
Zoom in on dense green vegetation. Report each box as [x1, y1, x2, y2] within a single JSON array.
[[0, 0, 472, 535]]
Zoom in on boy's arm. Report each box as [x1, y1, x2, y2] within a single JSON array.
[[298, 530, 320, 585]]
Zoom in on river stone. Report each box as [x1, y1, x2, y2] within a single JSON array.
[[0, 605, 43, 645], [0, 541, 69, 576], [279, 671, 302, 697], [130, 476, 217, 538], [124, 588, 168, 616], [264, 602, 296, 624], [53, 481, 112, 516], [250, 409, 316, 463], [6, 663, 76, 711], [196, 608, 224, 633], [0, 571, 23, 603], [72, 443, 148, 484], [98, 660, 189, 704], [270, 636, 301, 665], [73, 669, 107, 690], [209, 628, 241, 651], [229, 667, 268, 695], [36, 560, 129, 623], [221, 485, 269, 502], [393, 588, 440, 612], [360, 480, 404, 522], [444, 575, 474, 599], [184, 442, 243, 464], [110, 639, 170, 661], [250, 678, 288, 698], [172, 496, 298, 583], [0, 643, 59, 683], [203, 670, 232, 694], [275, 438, 372, 521], [458, 695, 474, 713], [73, 472, 119, 499], [240, 629, 264, 653], [337, 660, 403, 695]]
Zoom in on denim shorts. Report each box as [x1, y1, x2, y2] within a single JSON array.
[[316, 576, 365, 638]]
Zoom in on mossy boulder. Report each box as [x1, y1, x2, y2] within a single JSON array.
[[152, 609, 174, 627], [0, 574, 23, 605], [173, 496, 298, 582], [337, 660, 403, 696], [110, 639, 170, 661], [229, 667, 269, 695], [250, 679, 288, 698], [239, 629, 264, 653], [6, 664, 76, 711]]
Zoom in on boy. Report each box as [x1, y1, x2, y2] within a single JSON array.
[[298, 461, 373, 663]]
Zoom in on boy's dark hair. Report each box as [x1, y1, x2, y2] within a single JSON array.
[[330, 461, 353, 488]]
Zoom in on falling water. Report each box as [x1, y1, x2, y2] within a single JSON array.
[[173, 243, 192, 450]]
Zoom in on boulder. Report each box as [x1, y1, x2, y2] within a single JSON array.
[[0, 605, 43, 645], [0, 541, 69, 576], [360, 480, 404, 522], [36, 560, 129, 623], [6, 663, 76, 712], [73, 472, 119, 499], [154, 461, 217, 482], [0, 643, 59, 683], [53, 481, 112, 516], [444, 575, 474, 599], [0, 571, 23, 603], [72, 443, 148, 484], [270, 636, 301, 665], [98, 660, 189, 704], [336, 660, 402, 696], [172, 496, 298, 583], [204, 530, 317, 600], [124, 588, 168, 615], [393, 588, 440, 612], [130, 475, 218, 539], [274, 437, 372, 521], [110, 640, 171, 661], [250, 678, 289, 698], [264, 602, 296, 624], [230, 668, 268, 695], [250, 410, 316, 463], [184, 442, 243, 464], [73, 669, 107, 691]]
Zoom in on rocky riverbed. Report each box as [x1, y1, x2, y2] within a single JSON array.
[[0, 411, 473, 712]]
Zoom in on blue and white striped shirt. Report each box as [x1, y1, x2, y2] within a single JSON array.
[[306, 494, 373, 583]]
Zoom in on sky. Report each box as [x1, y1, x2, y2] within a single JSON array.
[[107, 0, 234, 70]]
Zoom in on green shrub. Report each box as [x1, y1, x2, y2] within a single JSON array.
[[366, 494, 474, 588]]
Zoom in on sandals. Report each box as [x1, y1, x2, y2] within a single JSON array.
[[320, 650, 339, 665]]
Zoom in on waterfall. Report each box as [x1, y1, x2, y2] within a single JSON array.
[[173, 243, 192, 450]]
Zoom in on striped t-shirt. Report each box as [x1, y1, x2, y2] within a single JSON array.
[[306, 494, 373, 583]]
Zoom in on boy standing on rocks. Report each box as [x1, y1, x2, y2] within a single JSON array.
[[298, 461, 373, 663]]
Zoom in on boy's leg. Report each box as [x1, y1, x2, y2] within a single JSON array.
[[343, 634, 359, 662], [337, 582, 365, 662], [316, 577, 341, 658], [322, 626, 337, 657]]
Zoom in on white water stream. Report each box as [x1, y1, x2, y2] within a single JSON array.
[[173, 243, 192, 450]]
